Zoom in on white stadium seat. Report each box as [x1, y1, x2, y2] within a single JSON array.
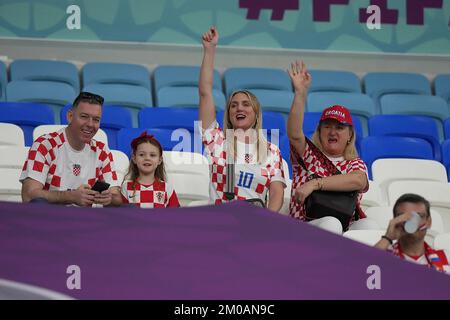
[[433, 233, 450, 251], [343, 230, 385, 246], [0, 123, 25, 147], [0, 168, 22, 202], [110, 149, 129, 185], [163, 151, 210, 206], [0, 146, 29, 169], [372, 159, 447, 204]]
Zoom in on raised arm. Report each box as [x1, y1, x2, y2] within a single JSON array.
[[287, 60, 311, 156], [199, 26, 219, 129]]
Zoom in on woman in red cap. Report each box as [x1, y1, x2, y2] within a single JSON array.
[[286, 61, 377, 233]]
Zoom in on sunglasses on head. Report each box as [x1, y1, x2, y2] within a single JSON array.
[[74, 91, 104, 105]]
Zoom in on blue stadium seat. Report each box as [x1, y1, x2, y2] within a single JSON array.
[[82, 83, 152, 127], [117, 128, 200, 158], [9, 59, 80, 92], [224, 67, 292, 95], [157, 87, 226, 110], [138, 108, 199, 133], [445, 118, 450, 140], [83, 62, 150, 89], [369, 115, 441, 161], [154, 65, 225, 110], [364, 72, 431, 111], [279, 134, 291, 176], [307, 92, 376, 136], [6, 80, 76, 124], [442, 140, 450, 181], [380, 94, 449, 121], [224, 67, 294, 114], [309, 70, 361, 93], [0, 61, 6, 101], [0, 102, 54, 146], [216, 110, 287, 143], [360, 136, 434, 179], [60, 104, 132, 150], [435, 74, 450, 106]]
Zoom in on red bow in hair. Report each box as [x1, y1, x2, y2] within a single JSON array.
[[130, 131, 162, 152]]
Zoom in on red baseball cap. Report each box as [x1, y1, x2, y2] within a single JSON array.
[[320, 105, 353, 126]]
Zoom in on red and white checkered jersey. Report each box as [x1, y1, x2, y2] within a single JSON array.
[[289, 141, 368, 220], [20, 128, 119, 190], [202, 121, 286, 205], [121, 179, 180, 208]]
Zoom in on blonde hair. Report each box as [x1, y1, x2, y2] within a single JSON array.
[[122, 139, 167, 197], [223, 90, 268, 163], [311, 122, 358, 160]]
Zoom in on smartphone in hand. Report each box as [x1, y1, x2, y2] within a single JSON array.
[[91, 180, 110, 193]]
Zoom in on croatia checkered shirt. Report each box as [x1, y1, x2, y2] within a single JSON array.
[[289, 141, 368, 220], [121, 179, 180, 208], [20, 128, 119, 190], [202, 121, 286, 205]]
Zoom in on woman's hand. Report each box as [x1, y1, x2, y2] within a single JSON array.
[[202, 26, 218, 49], [294, 179, 318, 206], [287, 60, 311, 96]]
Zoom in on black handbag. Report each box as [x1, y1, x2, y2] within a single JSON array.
[[296, 138, 361, 230]]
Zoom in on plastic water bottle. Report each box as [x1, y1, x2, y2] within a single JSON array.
[[404, 211, 421, 234]]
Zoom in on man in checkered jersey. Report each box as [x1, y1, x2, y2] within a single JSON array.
[[20, 92, 122, 207]]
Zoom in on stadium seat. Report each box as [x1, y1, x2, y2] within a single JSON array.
[[387, 180, 450, 232], [0, 146, 29, 169], [433, 233, 450, 251], [157, 87, 226, 110], [33, 125, 108, 147], [6, 81, 76, 123], [0, 102, 54, 146], [380, 95, 449, 141], [0, 167, 22, 202], [83, 62, 150, 89], [82, 83, 152, 127], [308, 70, 361, 93], [343, 230, 385, 246], [444, 118, 450, 140], [154, 65, 226, 110], [369, 115, 442, 161], [117, 128, 200, 158], [0, 60, 6, 101], [224, 67, 293, 114], [138, 107, 199, 133], [163, 151, 210, 206], [364, 72, 431, 111], [360, 136, 434, 179], [60, 104, 132, 150], [9, 59, 80, 92], [435, 74, 450, 106], [360, 180, 385, 210], [441, 140, 450, 181], [307, 92, 376, 136], [0, 123, 25, 147], [371, 158, 447, 203], [110, 149, 129, 184]]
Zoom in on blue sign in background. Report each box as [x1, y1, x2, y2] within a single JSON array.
[[0, 0, 449, 54]]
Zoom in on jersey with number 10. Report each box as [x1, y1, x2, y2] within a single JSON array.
[[202, 121, 286, 205]]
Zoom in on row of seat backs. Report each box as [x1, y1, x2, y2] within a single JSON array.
[[2, 59, 450, 108]]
